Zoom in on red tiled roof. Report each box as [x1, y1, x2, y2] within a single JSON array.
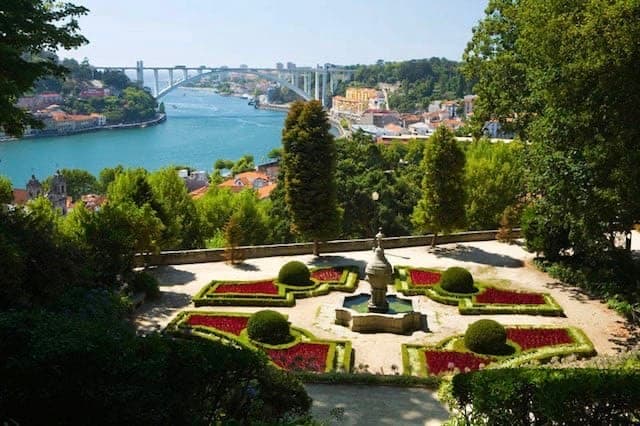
[[12, 189, 28, 205], [189, 186, 209, 200]]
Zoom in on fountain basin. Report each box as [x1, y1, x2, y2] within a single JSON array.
[[335, 293, 426, 334]]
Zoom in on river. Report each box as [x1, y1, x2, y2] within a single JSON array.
[[0, 87, 287, 186]]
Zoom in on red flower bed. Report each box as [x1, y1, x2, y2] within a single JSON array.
[[425, 350, 494, 375], [311, 268, 343, 282], [409, 269, 442, 286], [213, 280, 279, 295], [507, 328, 573, 351], [266, 342, 330, 372], [187, 314, 248, 336], [475, 287, 545, 305]]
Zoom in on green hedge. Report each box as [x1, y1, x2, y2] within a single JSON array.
[[193, 265, 359, 307], [394, 266, 564, 316], [165, 311, 353, 373], [450, 368, 640, 425]]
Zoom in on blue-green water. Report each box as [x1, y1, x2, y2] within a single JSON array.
[[0, 88, 286, 186]]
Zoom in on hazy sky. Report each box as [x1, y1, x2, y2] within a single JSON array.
[[61, 0, 488, 68]]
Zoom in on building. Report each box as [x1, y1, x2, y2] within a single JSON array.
[[331, 87, 383, 116], [47, 170, 69, 214], [464, 95, 477, 116], [256, 160, 280, 182], [17, 92, 63, 111], [359, 109, 400, 128], [178, 169, 209, 192], [276, 62, 284, 70], [218, 170, 277, 199], [286, 62, 296, 70], [80, 87, 111, 98]]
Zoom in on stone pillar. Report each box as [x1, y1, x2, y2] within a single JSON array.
[[169, 69, 174, 86], [315, 67, 320, 101], [182, 68, 188, 82], [136, 60, 144, 88], [153, 69, 159, 97]]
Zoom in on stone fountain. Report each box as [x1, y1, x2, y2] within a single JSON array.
[[335, 229, 426, 334]]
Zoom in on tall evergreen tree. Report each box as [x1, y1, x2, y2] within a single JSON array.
[[411, 126, 466, 247], [282, 100, 341, 255]]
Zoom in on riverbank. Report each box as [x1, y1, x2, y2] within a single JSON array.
[[0, 113, 167, 142], [256, 102, 291, 112]]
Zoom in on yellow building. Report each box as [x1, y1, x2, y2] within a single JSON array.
[[332, 87, 381, 116]]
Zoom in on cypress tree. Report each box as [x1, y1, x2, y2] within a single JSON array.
[[282, 100, 341, 255]]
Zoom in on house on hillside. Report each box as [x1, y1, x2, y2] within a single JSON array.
[[218, 170, 276, 200]]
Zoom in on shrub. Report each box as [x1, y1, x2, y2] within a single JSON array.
[[129, 271, 160, 300], [278, 261, 311, 286], [247, 310, 292, 345], [441, 267, 474, 293], [464, 319, 508, 355]]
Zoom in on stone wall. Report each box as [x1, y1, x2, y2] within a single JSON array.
[[135, 229, 521, 267]]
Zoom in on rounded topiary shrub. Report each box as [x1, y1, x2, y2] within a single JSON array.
[[464, 319, 508, 355], [440, 267, 474, 294], [278, 261, 311, 286], [247, 310, 292, 345]]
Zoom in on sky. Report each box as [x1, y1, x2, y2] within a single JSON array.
[[61, 0, 489, 68]]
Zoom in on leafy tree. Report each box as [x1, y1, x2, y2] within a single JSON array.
[[158, 101, 165, 114], [98, 165, 124, 193], [0, 0, 88, 136], [465, 0, 640, 260], [223, 212, 245, 264], [231, 154, 255, 175], [464, 139, 525, 230], [267, 147, 283, 160], [148, 167, 203, 249], [101, 70, 130, 90], [213, 159, 235, 171], [44, 168, 98, 201], [283, 100, 341, 255], [412, 126, 466, 246], [0, 175, 13, 204]]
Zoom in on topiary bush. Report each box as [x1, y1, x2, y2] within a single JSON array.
[[464, 319, 509, 355], [278, 261, 311, 286], [247, 310, 292, 345], [441, 267, 475, 293]]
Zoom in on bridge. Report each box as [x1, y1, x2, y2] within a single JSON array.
[[93, 61, 354, 106]]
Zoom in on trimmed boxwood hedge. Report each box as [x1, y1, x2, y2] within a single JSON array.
[[278, 261, 311, 286], [441, 267, 475, 294], [464, 319, 508, 355], [193, 265, 359, 307], [247, 310, 292, 345], [450, 368, 640, 425]]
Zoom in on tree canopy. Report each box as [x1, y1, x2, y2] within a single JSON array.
[[412, 126, 466, 246], [282, 100, 341, 254], [465, 0, 640, 260], [0, 0, 88, 136]]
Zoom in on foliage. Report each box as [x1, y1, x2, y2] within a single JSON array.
[[0, 309, 311, 425], [440, 267, 474, 294], [348, 58, 473, 112], [0, 175, 13, 204], [0, 0, 88, 136], [223, 212, 245, 264], [449, 368, 640, 426], [282, 100, 341, 253], [44, 168, 98, 201], [465, 0, 640, 262], [247, 310, 293, 345], [128, 271, 160, 300], [278, 261, 311, 286], [411, 126, 466, 245], [464, 319, 508, 355], [97, 164, 124, 193], [463, 139, 525, 230]]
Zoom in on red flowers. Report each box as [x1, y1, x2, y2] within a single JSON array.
[[266, 342, 330, 372], [507, 328, 573, 350], [425, 350, 494, 375], [187, 315, 248, 336], [409, 269, 442, 286], [311, 268, 343, 282], [213, 280, 279, 295], [475, 288, 545, 305]]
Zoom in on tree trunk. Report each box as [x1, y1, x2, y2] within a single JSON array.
[[431, 232, 438, 248], [313, 240, 320, 256]]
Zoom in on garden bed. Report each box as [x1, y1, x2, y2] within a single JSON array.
[[395, 266, 564, 316], [193, 265, 359, 307], [166, 311, 353, 373], [402, 326, 595, 377]]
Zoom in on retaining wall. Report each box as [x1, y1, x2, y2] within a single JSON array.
[[135, 229, 521, 266]]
